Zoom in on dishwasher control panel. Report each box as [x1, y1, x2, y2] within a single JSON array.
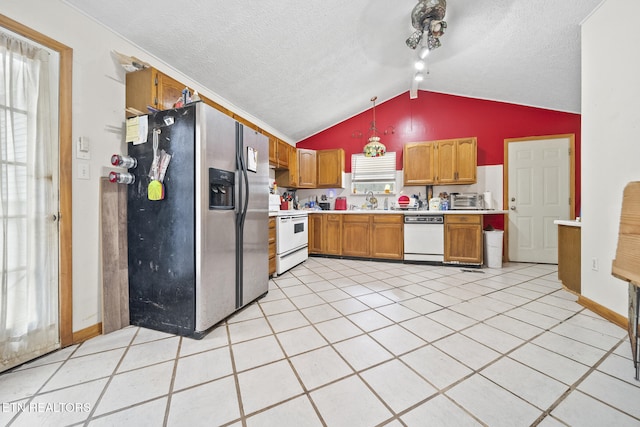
[[404, 215, 444, 224]]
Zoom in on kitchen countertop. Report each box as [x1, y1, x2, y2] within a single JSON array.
[[306, 210, 507, 215], [554, 219, 582, 228]]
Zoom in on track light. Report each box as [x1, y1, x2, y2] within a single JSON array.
[[414, 59, 425, 71], [414, 72, 425, 82], [418, 46, 430, 59]]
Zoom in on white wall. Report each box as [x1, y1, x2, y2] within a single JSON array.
[[2, 0, 281, 332], [581, 0, 640, 315]]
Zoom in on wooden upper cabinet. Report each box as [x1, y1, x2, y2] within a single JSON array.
[[404, 141, 436, 185], [276, 140, 290, 169], [317, 149, 345, 188], [126, 67, 185, 117], [297, 149, 317, 188], [287, 145, 299, 187], [156, 72, 186, 111], [268, 137, 277, 166], [437, 139, 456, 183], [454, 138, 477, 183], [403, 138, 477, 185], [437, 137, 477, 184]]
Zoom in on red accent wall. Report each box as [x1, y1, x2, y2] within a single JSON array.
[[297, 90, 582, 222]]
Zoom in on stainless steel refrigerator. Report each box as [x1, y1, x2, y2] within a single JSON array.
[[126, 102, 269, 338]]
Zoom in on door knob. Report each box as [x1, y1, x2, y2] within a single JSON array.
[[510, 206, 516, 210], [511, 197, 516, 202]]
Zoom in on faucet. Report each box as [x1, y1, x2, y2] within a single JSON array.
[[365, 191, 378, 210]]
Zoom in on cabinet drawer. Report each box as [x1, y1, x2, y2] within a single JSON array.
[[372, 214, 403, 224], [445, 215, 481, 225], [343, 214, 370, 223]]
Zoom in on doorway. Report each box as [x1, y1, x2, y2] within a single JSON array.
[[504, 135, 575, 263], [0, 15, 72, 371]]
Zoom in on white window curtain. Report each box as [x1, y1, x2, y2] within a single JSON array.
[[0, 32, 59, 371]]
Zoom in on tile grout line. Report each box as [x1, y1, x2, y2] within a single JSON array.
[[161, 336, 184, 426], [81, 327, 141, 426]]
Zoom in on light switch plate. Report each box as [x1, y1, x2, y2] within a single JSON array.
[[78, 162, 90, 180], [77, 136, 91, 160]]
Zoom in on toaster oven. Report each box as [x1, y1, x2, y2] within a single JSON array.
[[450, 193, 485, 210]]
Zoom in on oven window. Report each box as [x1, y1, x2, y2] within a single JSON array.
[[294, 222, 305, 233]]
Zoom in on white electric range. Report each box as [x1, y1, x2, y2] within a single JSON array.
[[274, 210, 308, 275]]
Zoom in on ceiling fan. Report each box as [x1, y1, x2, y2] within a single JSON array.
[[407, 0, 447, 98]]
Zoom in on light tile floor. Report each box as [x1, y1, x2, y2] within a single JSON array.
[[1, 258, 639, 426]]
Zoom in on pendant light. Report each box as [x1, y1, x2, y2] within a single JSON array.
[[363, 96, 386, 157]]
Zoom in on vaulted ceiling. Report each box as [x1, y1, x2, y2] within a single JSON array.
[[64, 0, 602, 142]]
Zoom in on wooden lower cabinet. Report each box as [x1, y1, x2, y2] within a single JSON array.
[[371, 215, 404, 260], [309, 214, 323, 254], [325, 214, 343, 255], [268, 217, 276, 276], [444, 215, 483, 264], [342, 215, 371, 257], [309, 213, 403, 260], [557, 224, 581, 294]]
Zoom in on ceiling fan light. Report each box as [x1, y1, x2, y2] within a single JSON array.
[[414, 59, 425, 71], [414, 72, 425, 82], [418, 46, 430, 59]]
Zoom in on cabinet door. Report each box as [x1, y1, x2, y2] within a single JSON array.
[[404, 142, 436, 185], [276, 140, 290, 169], [317, 149, 344, 188], [287, 145, 299, 187], [309, 214, 323, 254], [297, 149, 317, 188], [125, 68, 155, 117], [325, 214, 343, 255], [371, 215, 403, 260], [436, 140, 456, 184], [268, 218, 276, 276], [455, 138, 477, 183], [444, 215, 483, 264], [269, 137, 277, 167], [156, 72, 186, 112], [342, 215, 370, 257]]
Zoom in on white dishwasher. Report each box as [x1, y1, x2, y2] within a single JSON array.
[[403, 215, 445, 262]]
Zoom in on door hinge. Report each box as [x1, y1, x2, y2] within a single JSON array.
[[154, 76, 158, 86]]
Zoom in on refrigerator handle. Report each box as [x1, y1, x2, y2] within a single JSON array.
[[234, 170, 241, 215]]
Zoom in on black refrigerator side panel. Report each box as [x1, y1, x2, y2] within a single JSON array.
[[127, 106, 197, 336]]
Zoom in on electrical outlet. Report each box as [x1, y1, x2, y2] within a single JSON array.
[[591, 257, 599, 271]]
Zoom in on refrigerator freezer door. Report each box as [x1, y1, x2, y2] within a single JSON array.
[[127, 107, 197, 336], [238, 124, 269, 307], [195, 103, 238, 332]]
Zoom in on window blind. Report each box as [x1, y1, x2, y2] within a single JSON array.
[[351, 152, 396, 181]]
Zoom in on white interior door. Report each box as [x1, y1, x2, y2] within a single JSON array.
[[507, 136, 571, 263]]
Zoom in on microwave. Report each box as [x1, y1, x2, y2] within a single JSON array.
[[450, 193, 484, 210]]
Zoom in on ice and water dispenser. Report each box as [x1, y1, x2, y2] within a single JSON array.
[[209, 167, 235, 210]]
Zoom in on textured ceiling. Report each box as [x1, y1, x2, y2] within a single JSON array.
[[63, 0, 602, 142]]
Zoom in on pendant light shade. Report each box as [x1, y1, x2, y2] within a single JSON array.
[[363, 96, 386, 157]]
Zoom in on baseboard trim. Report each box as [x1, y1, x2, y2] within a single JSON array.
[[72, 322, 103, 344], [577, 295, 627, 330]]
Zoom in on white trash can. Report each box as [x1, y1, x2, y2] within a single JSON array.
[[484, 230, 504, 268]]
